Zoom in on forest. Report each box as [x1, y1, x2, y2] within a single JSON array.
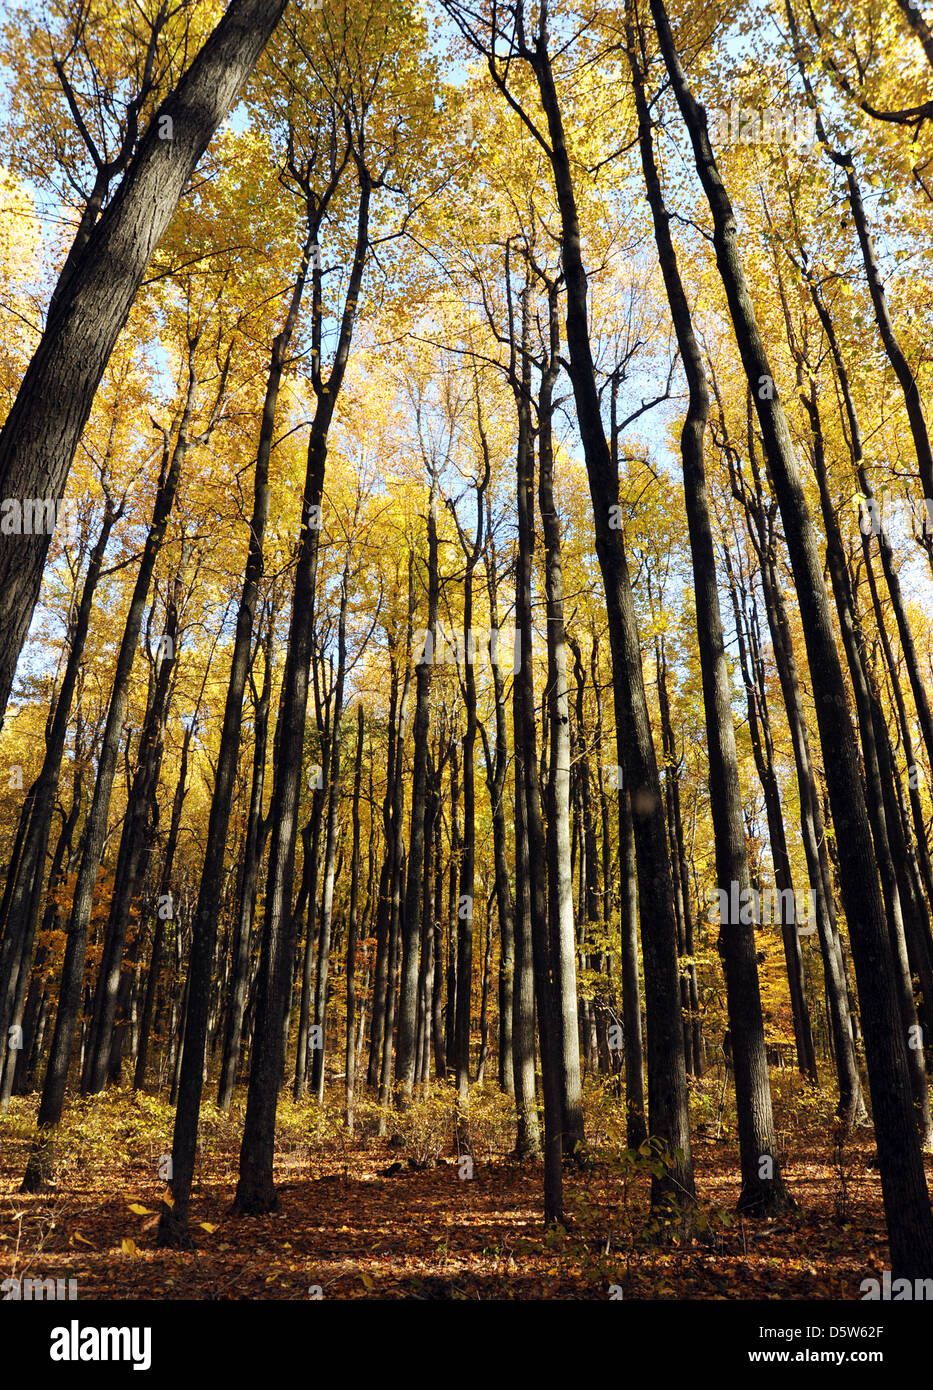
[[1, 0, 933, 1320]]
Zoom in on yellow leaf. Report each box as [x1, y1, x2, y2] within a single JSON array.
[[199, 1222, 218, 1234], [121, 1238, 137, 1256], [72, 1232, 94, 1246], [361, 1272, 374, 1290], [127, 1203, 153, 1215]]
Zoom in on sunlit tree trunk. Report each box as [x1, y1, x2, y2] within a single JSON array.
[[0, 0, 289, 729]]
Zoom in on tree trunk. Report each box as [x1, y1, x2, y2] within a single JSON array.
[[537, 280, 585, 1156], [651, 0, 933, 1270], [0, 0, 289, 729], [513, 287, 562, 1221], [233, 165, 371, 1217], [216, 617, 274, 1109], [345, 704, 365, 1128], [525, 30, 695, 1220], [397, 480, 438, 1101], [22, 372, 194, 1191], [310, 569, 349, 1103]]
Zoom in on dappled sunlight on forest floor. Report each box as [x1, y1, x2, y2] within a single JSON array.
[[1, 1078, 919, 1299]]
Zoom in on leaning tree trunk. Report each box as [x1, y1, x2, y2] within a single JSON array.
[[0, 0, 289, 729]]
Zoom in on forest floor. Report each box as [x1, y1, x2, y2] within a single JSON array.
[[0, 1071, 916, 1300]]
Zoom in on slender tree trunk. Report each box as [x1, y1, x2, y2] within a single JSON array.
[[233, 167, 371, 1217], [524, 32, 695, 1218], [217, 619, 273, 1109], [654, 639, 696, 1077], [593, 631, 648, 1128], [537, 283, 584, 1156], [22, 374, 194, 1191], [0, 498, 117, 1066], [345, 705, 364, 1128], [367, 662, 401, 1090], [446, 746, 461, 1080], [310, 570, 349, 1103], [397, 482, 439, 1101], [651, 0, 933, 1269], [431, 789, 446, 1079], [513, 294, 562, 1221]]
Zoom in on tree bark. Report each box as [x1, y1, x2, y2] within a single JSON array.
[[0, 0, 289, 729], [22, 367, 194, 1191], [537, 279, 585, 1156], [650, 0, 933, 1270], [233, 164, 371, 1217]]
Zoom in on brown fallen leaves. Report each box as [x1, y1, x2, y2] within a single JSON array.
[[0, 1091, 915, 1300]]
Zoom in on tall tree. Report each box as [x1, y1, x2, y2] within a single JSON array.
[[0, 0, 289, 729]]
